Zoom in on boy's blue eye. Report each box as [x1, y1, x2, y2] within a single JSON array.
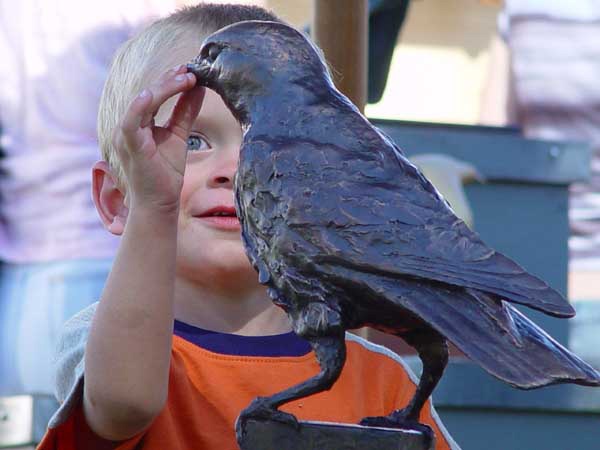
[[187, 134, 211, 152]]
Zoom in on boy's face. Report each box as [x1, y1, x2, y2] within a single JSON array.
[[159, 87, 253, 283]]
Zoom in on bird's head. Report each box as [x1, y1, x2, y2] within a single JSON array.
[[187, 20, 333, 125]]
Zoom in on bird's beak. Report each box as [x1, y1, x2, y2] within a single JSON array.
[[187, 57, 214, 88]]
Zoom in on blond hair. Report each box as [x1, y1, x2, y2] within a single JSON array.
[[98, 3, 281, 185]]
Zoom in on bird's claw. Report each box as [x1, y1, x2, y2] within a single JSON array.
[[235, 397, 300, 441]]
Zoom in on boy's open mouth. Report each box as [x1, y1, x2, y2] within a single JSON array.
[[196, 206, 240, 231]]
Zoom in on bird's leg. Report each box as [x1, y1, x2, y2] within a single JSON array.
[[236, 303, 347, 441], [360, 330, 448, 438]]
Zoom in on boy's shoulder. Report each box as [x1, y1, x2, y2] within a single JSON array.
[[52, 305, 419, 398], [48, 305, 420, 429]]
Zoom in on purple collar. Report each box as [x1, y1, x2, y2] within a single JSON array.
[[174, 320, 312, 357]]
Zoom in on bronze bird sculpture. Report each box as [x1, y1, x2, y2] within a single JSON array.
[[187, 20, 600, 442]]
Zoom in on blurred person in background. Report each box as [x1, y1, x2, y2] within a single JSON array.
[[482, 0, 600, 280], [504, 0, 600, 272], [0, 0, 177, 396], [480, 0, 600, 365]]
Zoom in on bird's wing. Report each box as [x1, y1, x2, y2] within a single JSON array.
[[260, 135, 573, 318], [367, 274, 600, 388]]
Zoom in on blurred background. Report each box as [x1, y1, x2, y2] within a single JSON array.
[[0, 0, 599, 449]]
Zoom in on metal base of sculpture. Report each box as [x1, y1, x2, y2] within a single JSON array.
[[238, 419, 434, 450]]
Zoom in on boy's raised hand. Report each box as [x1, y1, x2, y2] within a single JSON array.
[[85, 66, 204, 440], [115, 65, 204, 214]]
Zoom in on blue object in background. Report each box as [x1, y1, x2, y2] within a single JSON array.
[[367, 0, 410, 103]]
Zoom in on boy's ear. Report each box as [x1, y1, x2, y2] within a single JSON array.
[[92, 161, 128, 236]]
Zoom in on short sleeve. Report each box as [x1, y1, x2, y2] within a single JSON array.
[[49, 302, 98, 428], [39, 301, 149, 450]]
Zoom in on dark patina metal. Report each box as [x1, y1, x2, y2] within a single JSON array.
[[187, 20, 600, 446], [238, 419, 434, 450]]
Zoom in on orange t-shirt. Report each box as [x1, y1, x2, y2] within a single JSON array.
[[38, 323, 457, 450]]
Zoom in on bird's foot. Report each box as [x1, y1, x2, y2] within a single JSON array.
[[235, 396, 299, 442], [360, 409, 433, 439]]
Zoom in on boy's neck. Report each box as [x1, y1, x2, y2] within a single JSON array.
[[173, 276, 291, 336]]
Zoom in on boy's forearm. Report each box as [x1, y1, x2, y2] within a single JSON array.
[[84, 208, 178, 440]]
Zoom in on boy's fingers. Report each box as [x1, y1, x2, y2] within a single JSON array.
[[118, 68, 197, 154], [122, 69, 195, 133], [118, 89, 155, 154], [121, 89, 153, 134], [168, 83, 205, 140], [140, 113, 156, 129], [158, 64, 187, 83], [143, 71, 197, 120]]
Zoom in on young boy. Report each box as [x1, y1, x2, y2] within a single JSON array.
[[38, 3, 458, 449]]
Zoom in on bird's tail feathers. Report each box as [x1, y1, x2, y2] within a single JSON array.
[[390, 280, 600, 388], [465, 289, 600, 388]]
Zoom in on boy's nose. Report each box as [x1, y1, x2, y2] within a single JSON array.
[[208, 161, 237, 188], [211, 174, 233, 187]]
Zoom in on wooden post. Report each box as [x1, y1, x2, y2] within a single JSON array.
[[312, 0, 368, 113], [312, 0, 369, 340]]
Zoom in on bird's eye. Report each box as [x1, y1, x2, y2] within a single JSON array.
[[209, 44, 221, 61], [201, 43, 223, 62], [187, 133, 211, 152]]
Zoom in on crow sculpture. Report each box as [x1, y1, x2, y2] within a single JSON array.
[[187, 20, 600, 442]]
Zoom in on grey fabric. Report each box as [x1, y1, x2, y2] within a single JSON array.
[[48, 302, 97, 428]]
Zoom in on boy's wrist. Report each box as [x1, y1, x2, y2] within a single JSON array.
[[126, 203, 180, 233], [129, 197, 181, 218]]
